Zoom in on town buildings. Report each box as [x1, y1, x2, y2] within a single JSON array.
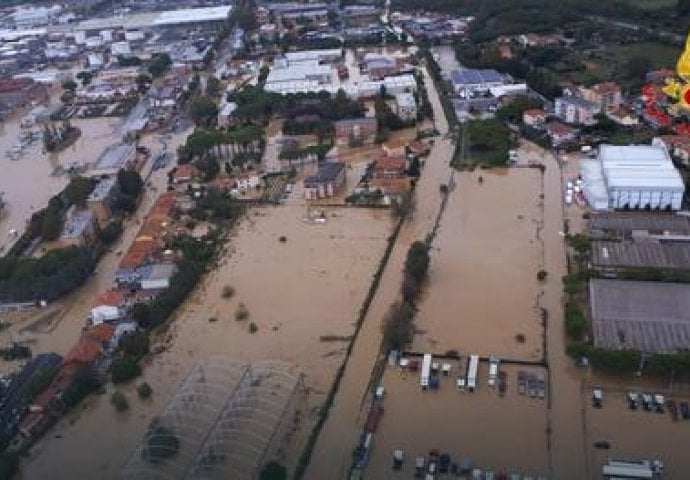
[[0, 78, 48, 110], [89, 144, 138, 177], [579, 82, 622, 112], [334, 118, 378, 147], [87, 176, 118, 227], [554, 95, 599, 125], [58, 206, 97, 249], [450, 68, 504, 95], [395, 92, 417, 121], [304, 162, 346, 199]]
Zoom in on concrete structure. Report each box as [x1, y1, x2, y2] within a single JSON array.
[[579, 82, 622, 111], [304, 162, 346, 199], [365, 56, 398, 81], [554, 95, 599, 125], [588, 212, 690, 239], [334, 118, 377, 147], [87, 176, 118, 226], [581, 140, 685, 211], [342, 5, 380, 27], [450, 68, 504, 95], [59, 206, 97, 248], [73, 5, 232, 31], [284, 49, 342, 65], [89, 144, 137, 177], [0, 78, 47, 110], [522, 108, 547, 127], [395, 92, 417, 121], [137, 263, 177, 290], [590, 279, 690, 353]]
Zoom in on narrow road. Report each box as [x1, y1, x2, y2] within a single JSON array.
[[304, 66, 453, 479]]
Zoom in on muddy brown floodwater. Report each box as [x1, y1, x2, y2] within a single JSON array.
[[19, 205, 393, 479], [413, 168, 544, 361]]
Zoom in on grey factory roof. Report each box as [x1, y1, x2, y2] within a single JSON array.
[[61, 206, 94, 240], [590, 279, 690, 353], [588, 212, 690, 236], [71, 6, 232, 31], [591, 240, 690, 271], [305, 161, 345, 185], [90, 143, 135, 176], [450, 68, 503, 86], [87, 175, 118, 203]]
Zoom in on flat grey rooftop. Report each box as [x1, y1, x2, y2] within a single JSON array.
[[588, 212, 690, 236], [591, 241, 690, 270], [590, 279, 690, 353]]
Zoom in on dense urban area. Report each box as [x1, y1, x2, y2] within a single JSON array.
[[0, 0, 689, 479]]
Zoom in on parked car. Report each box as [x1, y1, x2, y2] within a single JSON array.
[[654, 394, 665, 413], [392, 449, 404, 470], [627, 391, 639, 410], [680, 401, 690, 420], [642, 393, 653, 411], [592, 387, 603, 408], [439, 453, 451, 473], [594, 440, 611, 450]]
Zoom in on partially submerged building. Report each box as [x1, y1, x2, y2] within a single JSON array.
[[581, 140, 685, 211], [304, 161, 346, 199]]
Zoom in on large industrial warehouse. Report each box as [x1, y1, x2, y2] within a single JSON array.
[[581, 139, 685, 211]]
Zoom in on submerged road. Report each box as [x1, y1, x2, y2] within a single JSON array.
[[304, 65, 453, 480], [305, 61, 587, 479]]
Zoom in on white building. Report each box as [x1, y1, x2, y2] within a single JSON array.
[[581, 139, 685, 211], [450, 68, 504, 95], [395, 92, 417, 121], [554, 95, 599, 126]]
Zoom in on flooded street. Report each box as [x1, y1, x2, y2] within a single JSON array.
[[19, 205, 393, 479]]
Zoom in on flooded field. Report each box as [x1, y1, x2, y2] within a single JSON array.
[[20, 204, 393, 479], [366, 361, 549, 478], [413, 168, 544, 360], [0, 114, 122, 253]]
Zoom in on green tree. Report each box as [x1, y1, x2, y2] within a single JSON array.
[[206, 75, 223, 98], [148, 53, 171, 78], [62, 79, 77, 91], [260, 461, 287, 480], [624, 55, 652, 81], [190, 96, 219, 127], [131, 303, 151, 326], [120, 331, 150, 357], [404, 241, 430, 284], [76, 70, 93, 86], [41, 208, 63, 241], [64, 176, 95, 207], [111, 355, 142, 383], [136, 73, 153, 93], [117, 169, 144, 197]]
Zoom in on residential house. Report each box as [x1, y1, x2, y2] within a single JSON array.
[[87, 176, 118, 227], [395, 92, 417, 121], [382, 138, 408, 157], [579, 82, 622, 111], [234, 173, 261, 191], [517, 33, 562, 48], [304, 162, 346, 199], [606, 106, 639, 127], [58, 206, 97, 248], [365, 56, 399, 81], [342, 5, 380, 27], [554, 95, 599, 125], [0, 78, 48, 110], [522, 108, 547, 128], [136, 263, 177, 290], [218, 102, 238, 127], [334, 118, 378, 147], [546, 122, 579, 147], [373, 155, 406, 180], [173, 164, 200, 184], [89, 143, 138, 177]]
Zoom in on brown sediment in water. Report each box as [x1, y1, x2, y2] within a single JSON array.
[[19, 205, 392, 479]]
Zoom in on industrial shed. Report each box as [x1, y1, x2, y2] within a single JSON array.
[[590, 279, 690, 353], [581, 139, 685, 211]]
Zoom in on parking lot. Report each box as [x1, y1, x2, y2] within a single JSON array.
[[584, 377, 690, 479], [363, 358, 550, 479]]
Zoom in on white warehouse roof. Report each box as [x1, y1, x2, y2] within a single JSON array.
[[266, 64, 332, 84], [600, 142, 684, 190]]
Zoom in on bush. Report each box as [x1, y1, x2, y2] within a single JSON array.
[[382, 301, 415, 351], [111, 356, 142, 384], [249, 322, 258, 334], [235, 302, 249, 321], [110, 391, 129, 412], [120, 331, 149, 358], [137, 382, 153, 399], [279, 236, 287, 243], [537, 269, 548, 281], [221, 285, 235, 299], [260, 461, 287, 480], [565, 302, 587, 340]]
